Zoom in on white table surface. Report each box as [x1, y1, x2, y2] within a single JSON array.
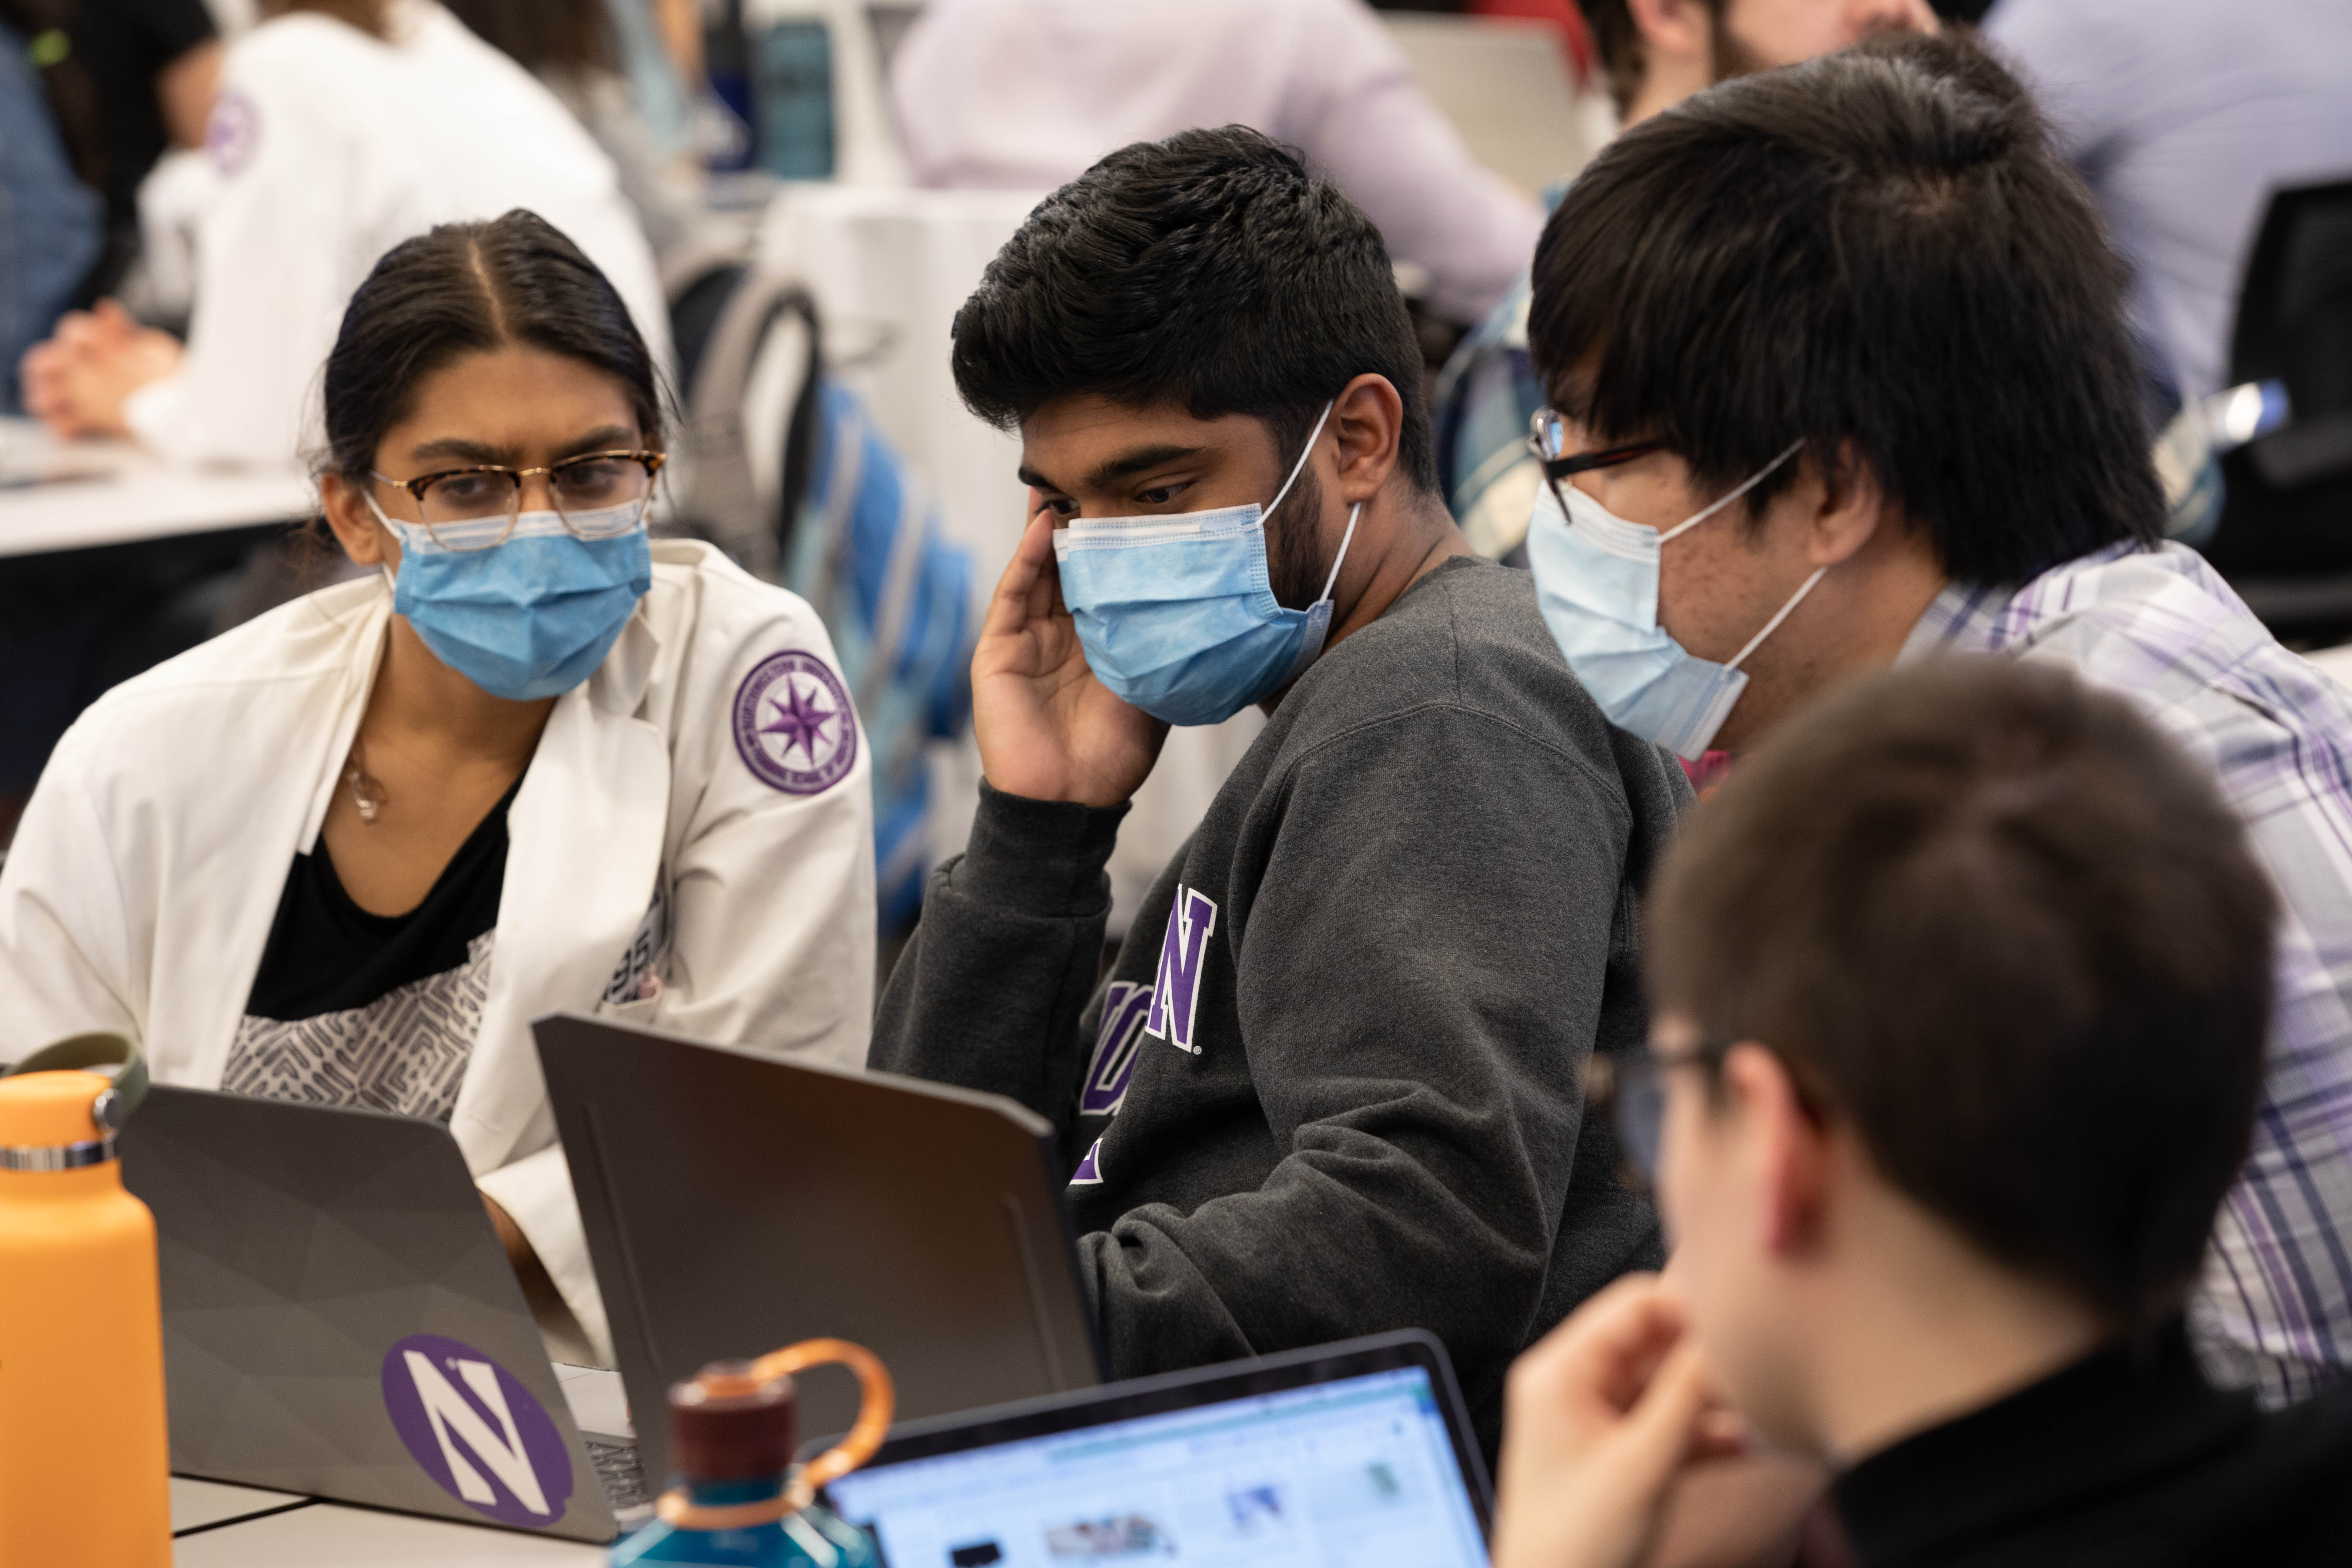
[[170, 1477, 607, 1565], [170, 1476, 309, 1532], [0, 419, 314, 558]]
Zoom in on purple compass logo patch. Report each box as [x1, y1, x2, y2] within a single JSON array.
[[734, 650, 857, 795], [207, 90, 259, 175], [381, 1334, 575, 1528]]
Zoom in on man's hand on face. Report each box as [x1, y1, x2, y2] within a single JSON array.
[[1492, 1274, 1746, 1568], [970, 498, 1169, 808], [19, 300, 183, 441]]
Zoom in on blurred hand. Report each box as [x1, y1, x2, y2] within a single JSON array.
[[1493, 1274, 1746, 1568], [970, 498, 1167, 808], [20, 300, 183, 440]]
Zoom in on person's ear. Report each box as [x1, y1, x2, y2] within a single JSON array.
[[1719, 1043, 1833, 1260], [1330, 372, 1404, 507], [318, 471, 398, 570], [1626, 0, 1714, 71], [1797, 439, 1894, 571]]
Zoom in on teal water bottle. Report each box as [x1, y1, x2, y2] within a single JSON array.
[[612, 1338, 892, 1567]]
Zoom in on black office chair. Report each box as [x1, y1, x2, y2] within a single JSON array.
[[2200, 178, 2352, 636]]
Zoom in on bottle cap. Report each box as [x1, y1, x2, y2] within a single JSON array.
[[0, 1071, 113, 1167], [669, 1361, 797, 1481]]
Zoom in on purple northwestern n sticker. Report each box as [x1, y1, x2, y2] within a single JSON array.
[[1144, 887, 1219, 1055], [381, 1334, 575, 1528], [1080, 982, 1155, 1117]]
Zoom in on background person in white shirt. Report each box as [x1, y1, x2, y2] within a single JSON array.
[[886, 0, 1544, 326], [20, 0, 669, 468]]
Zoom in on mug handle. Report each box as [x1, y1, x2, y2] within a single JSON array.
[[654, 1337, 895, 1530], [753, 1337, 895, 1492]]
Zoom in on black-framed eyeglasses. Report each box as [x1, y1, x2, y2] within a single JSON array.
[[1527, 407, 1663, 480], [369, 449, 666, 553], [1584, 1042, 1729, 1193]]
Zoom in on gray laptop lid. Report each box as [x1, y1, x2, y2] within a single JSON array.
[[118, 1084, 618, 1543], [534, 1012, 1103, 1486]]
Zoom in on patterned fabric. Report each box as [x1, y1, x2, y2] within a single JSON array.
[[225, 931, 494, 1124], [1901, 541, 2352, 1404], [602, 885, 666, 1006], [1429, 182, 1568, 562]]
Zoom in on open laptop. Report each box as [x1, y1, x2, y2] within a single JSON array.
[[118, 1083, 647, 1544], [816, 1331, 1492, 1568], [534, 1012, 1105, 1487]]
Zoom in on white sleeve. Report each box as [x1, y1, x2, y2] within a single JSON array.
[[1282, 0, 1544, 324], [653, 611, 877, 1068], [127, 72, 362, 466], [474, 1143, 611, 1363], [0, 733, 141, 1057], [477, 592, 876, 1365]]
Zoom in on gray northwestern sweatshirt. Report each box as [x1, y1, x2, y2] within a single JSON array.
[[870, 555, 1688, 1459]]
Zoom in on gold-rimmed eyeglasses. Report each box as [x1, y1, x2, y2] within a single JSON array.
[[369, 449, 666, 552]]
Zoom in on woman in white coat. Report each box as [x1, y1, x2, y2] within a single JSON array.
[[21, 0, 669, 468], [0, 212, 874, 1361]]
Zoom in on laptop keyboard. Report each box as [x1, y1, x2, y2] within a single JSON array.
[[588, 1438, 652, 1518]]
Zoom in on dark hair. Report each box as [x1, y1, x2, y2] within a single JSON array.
[[1648, 658, 2275, 1333], [441, 0, 614, 77], [1527, 31, 2162, 586], [950, 125, 1439, 494], [1578, 0, 1727, 117], [320, 209, 664, 481]]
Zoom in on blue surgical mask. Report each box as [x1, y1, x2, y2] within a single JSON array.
[[1527, 442, 1812, 760], [367, 495, 652, 702], [1052, 401, 1362, 727]]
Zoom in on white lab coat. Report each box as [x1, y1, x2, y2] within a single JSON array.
[[124, 0, 673, 467], [888, 0, 1544, 324], [0, 541, 876, 1360]]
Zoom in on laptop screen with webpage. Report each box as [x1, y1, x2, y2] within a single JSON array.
[[823, 1361, 1487, 1568]]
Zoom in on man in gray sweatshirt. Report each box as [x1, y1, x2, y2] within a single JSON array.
[[871, 126, 1685, 1458]]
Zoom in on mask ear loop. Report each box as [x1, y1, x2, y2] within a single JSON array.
[[1656, 439, 1805, 546], [1264, 399, 1338, 519], [1724, 566, 1828, 672], [1314, 503, 1363, 608], [360, 487, 403, 595]]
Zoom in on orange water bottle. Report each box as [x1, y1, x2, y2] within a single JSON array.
[[0, 1033, 170, 1565]]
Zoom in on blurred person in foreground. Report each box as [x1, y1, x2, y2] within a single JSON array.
[[1434, 0, 1936, 562], [1492, 659, 2352, 1568], [1524, 30, 2352, 1403], [886, 0, 1543, 328]]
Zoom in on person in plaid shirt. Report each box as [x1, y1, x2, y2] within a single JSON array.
[[1430, 0, 1938, 564], [1521, 31, 2352, 1403]]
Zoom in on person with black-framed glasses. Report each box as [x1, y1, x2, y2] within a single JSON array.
[[0, 213, 878, 1365], [1524, 28, 2352, 1410]]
